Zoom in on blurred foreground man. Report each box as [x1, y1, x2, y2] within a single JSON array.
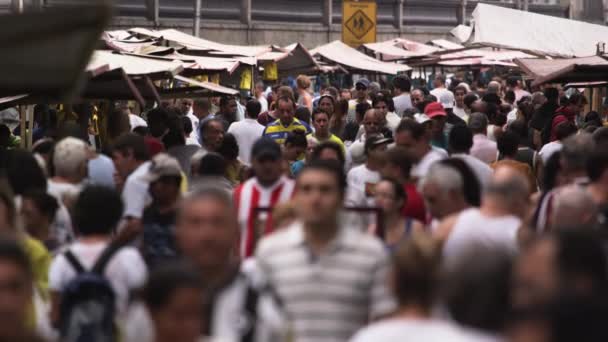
[[256, 160, 396, 342]]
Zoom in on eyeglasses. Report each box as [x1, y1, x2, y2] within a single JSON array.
[[356, 86, 367, 91]]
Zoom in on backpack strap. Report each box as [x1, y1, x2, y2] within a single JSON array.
[[64, 250, 85, 274], [91, 242, 124, 275]]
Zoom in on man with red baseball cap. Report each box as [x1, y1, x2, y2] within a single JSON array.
[[425, 102, 448, 150]]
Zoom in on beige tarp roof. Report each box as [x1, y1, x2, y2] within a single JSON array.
[[472, 3, 608, 57], [450, 25, 473, 44], [428, 39, 464, 50], [173, 75, 239, 95], [514, 56, 608, 86], [363, 38, 441, 61], [131, 28, 271, 57], [312, 40, 411, 75], [258, 43, 320, 74], [88, 51, 183, 78]]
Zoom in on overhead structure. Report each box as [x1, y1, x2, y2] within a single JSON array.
[[470, 3, 608, 57], [363, 38, 441, 61], [0, 4, 111, 98], [258, 43, 321, 76], [311, 40, 411, 75], [514, 56, 608, 86]]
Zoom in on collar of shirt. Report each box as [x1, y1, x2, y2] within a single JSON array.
[[286, 220, 356, 257]]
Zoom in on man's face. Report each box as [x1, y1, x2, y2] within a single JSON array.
[[295, 169, 341, 226], [252, 156, 282, 185], [20, 199, 46, 237], [318, 98, 334, 115], [395, 130, 425, 161], [0, 260, 31, 339], [411, 90, 424, 108], [471, 100, 487, 114], [431, 116, 446, 135], [421, 182, 455, 219], [356, 84, 368, 101], [202, 121, 224, 151], [179, 99, 193, 115], [112, 150, 136, 179], [374, 101, 388, 117], [277, 100, 295, 125], [363, 111, 382, 136], [340, 90, 351, 101], [313, 112, 329, 137], [149, 178, 180, 206], [176, 197, 237, 270], [455, 90, 466, 106], [226, 99, 238, 116], [151, 286, 203, 342]]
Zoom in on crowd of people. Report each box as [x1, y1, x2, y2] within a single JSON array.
[[0, 71, 606, 342]]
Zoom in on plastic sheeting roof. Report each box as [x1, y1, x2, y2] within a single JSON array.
[[87, 51, 183, 78], [364, 38, 441, 61], [257, 43, 320, 74], [428, 39, 464, 50], [472, 3, 608, 57], [173, 75, 239, 95], [131, 28, 271, 57], [312, 40, 411, 74], [514, 56, 608, 86]]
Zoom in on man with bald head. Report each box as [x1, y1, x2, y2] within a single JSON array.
[[436, 165, 530, 272], [550, 185, 598, 231]]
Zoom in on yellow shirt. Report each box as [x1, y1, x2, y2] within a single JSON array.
[[308, 133, 346, 155]]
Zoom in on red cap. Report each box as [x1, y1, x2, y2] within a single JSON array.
[[144, 136, 165, 157], [424, 102, 447, 119]]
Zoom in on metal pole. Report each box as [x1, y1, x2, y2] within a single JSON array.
[[11, 0, 24, 13], [523, 0, 529, 11], [194, 0, 201, 37]]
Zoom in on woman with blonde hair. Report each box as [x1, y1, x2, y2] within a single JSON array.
[[296, 75, 313, 112]]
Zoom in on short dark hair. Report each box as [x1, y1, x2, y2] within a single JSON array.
[[311, 141, 345, 166], [143, 262, 203, 312], [385, 147, 415, 179], [295, 106, 311, 124], [504, 90, 516, 104], [199, 118, 224, 139], [568, 93, 587, 106], [219, 96, 234, 108], [396, 119, 426, 140], [73, 185, 123, 236], [298, 159, 347, 196], [381, 177, 407, 205], [245, 99, 262, 119], [311, 109, 329, 122], [197, 152, 226, 177], [217, 133, 239, 161], [372, 92, 395, 112], [193, 98, 211, 110], [449, 125, 474, 154], [587, 145, 608, 182], [393, 75, 411, 92], [555, 121, 577, 141], [507, 119, 529, 141], [112, 133, 149, 161], [284, 129, 307, 148], [22, 189, 58, 220], [497, 130, 519, 157], [0, 238, 32, 279], [544, 87, 559, 101], [440, 158, 481, 207], [1, 149, 47, 195], [355, 102, 372, 120], [506, 77, 518, 88], [463, 93, 478, 109], [592, 127, 608, 145]]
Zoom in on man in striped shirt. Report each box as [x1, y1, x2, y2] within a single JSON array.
[[263, 96, 312, 146], [235, 138, 295, 258], [256, 160, 397, 342]]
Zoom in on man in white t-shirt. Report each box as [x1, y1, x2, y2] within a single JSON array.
[[392, 75, 413, 117], [448, 125, 493, 189], [227, 99, 265, 165], [347, 135, 392, 207], [49, 186, 147, 327], [538, 121, 577, 164], [48, 137, 90, 245], [435, 166, 528, 273], [430, 74, 454, 103], [255, 81, 269, 113], [350, 235, 488, 342], [394, 119, 445, 180], [111, 133, 152, 243]]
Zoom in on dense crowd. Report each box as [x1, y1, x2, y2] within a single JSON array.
[[0, 72, 606, 342]]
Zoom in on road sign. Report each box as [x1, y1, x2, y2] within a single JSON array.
[[342, 0, 377, 47]]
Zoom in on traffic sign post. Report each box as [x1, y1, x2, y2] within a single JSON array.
[[342, 0, 377, 47]]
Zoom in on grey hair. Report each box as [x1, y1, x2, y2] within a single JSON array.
[[487, 81, 501, 94], [561, 133, 595, 172], [484, 172, 529, 205], [552, 185, 598, 229], [179, 184, 233, 215], [419, 163, 464, 194]]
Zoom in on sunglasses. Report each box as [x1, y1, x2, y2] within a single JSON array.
[[356, 85, 367, 91]]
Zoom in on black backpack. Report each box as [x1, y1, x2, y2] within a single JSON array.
[[58, 243, 122, 342]]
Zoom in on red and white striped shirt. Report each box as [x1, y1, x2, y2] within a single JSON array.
[[234, 176, 295, 258]]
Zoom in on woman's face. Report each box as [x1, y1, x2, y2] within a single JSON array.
[[374, 181, 403, 214], [374, 100, 389, 117], [319, 98, 334, 115], [284, 144, 306, 162]]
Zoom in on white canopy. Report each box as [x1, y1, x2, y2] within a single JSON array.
[[363, 38, 441, 61], [311, 40, 411, 75], [471, 3, 608, 57], [87, 51, 183, 78]]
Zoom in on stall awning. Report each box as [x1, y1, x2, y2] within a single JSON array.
[[258, 43, 320, 75], [311, 40, 411, 75], [88, 51, 183, 79], [173, 75, 239, 95], [471, 3, 608, 57], [363, 38, 441, 61], [514, 56, 608, 86]]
